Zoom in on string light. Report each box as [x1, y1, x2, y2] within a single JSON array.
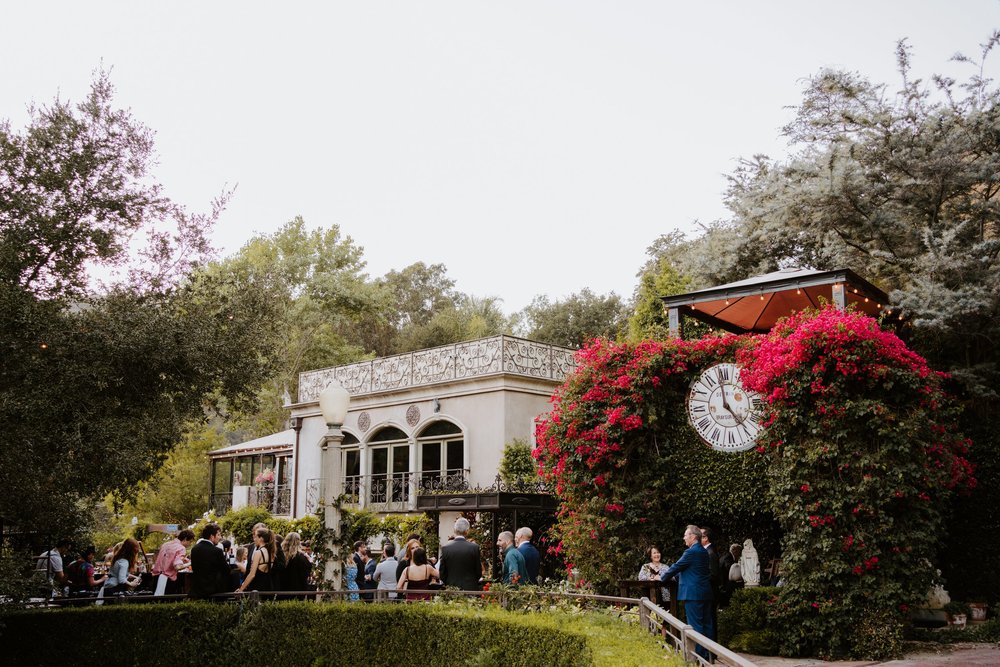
[[864, 297, 869, 303], [796, 288, 801, 295], [39, 343, 47, 350], [759, 294, 765, 301]]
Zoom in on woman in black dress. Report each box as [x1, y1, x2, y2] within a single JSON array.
[[280, 532, 312, 596], [238, 527, 274, 593]]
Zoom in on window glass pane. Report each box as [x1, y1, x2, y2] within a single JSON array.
[[277, 456, 291, 484], [418, 421, 462, 438], [262, 454, 276, 474], [212, 460, 233, 493], [344, 449, 360, 476], [371, 448, 388, 475], [343, 432, 360, 445], [422, 443, 441, 473], [447, 440, 464, 471], [369, 427, 407, 443], [393, 445, 410, 474], [235, 457, 253, 486]]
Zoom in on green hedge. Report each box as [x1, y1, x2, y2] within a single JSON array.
[[717, 587, 781, 656], [0, 601, 678, 666]]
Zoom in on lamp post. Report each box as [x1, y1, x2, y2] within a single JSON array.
[[319, 381, 350, 589]]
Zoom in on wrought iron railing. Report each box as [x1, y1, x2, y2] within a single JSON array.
[[304, 470, 470, 513], [248, 484, 292, 516], [209, 492, 232, 515], [416, 469, 469, 493]]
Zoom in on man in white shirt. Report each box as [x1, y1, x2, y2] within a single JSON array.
[[373, 543, 399, 599]]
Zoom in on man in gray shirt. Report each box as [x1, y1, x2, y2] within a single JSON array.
[[373, 542, 399, 599]]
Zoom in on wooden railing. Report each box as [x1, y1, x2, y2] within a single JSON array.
[[637, 597, 758, 667]]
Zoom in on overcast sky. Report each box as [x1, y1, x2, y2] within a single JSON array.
[[3, 2, 997, 313]]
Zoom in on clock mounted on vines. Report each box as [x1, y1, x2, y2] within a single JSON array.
[[686, 362, 764, 452]]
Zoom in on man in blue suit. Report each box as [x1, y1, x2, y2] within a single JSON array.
[[661, 525, 714, 661]]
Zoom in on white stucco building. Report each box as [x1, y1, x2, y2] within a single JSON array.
[[208, 335, 575, 534]]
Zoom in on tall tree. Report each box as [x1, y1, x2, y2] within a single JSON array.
[[354, 261, 460, 356], [518, 288, 627, 348], [208, 217, 378, 435], [395, 294, 514, 352], [627, 248, 693, 341], [0, 72, 280, 536], [709, 34, 1000, 603]]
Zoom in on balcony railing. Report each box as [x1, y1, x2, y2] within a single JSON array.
[[248, 484, 292, 515], [297, 335, 577, 402], [305, 470, 469, 513], [209, 492, 232, 516]]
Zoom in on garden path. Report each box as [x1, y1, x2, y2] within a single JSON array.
[[742, 643, 999, 667]]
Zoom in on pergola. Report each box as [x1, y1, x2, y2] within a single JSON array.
[[661, 267, 893, 337]]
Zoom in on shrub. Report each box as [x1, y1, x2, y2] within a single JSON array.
[[717, 587, 781, 655], [736, 308, 974, 660], [0, 601, 678, 666], [288, 514, 323, 546], [219, 506, 273, 544], [499, 438, 540, 486]]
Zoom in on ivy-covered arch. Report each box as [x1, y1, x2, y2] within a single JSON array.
[[535, 307, 974, 659]]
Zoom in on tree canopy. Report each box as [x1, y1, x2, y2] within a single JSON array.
[[518, 288, 627, 348], [0, 73, 281, 536], [642, 33, 1000, 604]]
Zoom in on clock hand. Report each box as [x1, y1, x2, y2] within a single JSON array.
[[716, 369, 746, 424]]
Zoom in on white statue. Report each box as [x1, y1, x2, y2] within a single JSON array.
[[740, 538, 761, 587], [927, 569, 950, 609]]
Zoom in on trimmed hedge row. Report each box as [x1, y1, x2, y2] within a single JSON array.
[[0, 601, 676, 666]]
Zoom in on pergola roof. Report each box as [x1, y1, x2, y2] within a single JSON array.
[[208, 429, 295, 458], [661, 268, 891, 334]]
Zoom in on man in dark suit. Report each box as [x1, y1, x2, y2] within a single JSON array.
[[360, 547, 377, 601], [661, 525, 713, 661], [700, 526, 721, 641], [352, 541, 366, 591], [189, 524, 232, 600], [515, 527, 541, 585], [438, 517, 482, 590]]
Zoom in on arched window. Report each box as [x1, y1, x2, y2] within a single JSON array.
[[341, 432, 361, 503], [417, 421, 465, 492], [367, 427, 409, 505]]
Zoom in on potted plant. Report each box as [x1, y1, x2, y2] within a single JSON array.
[[969, 601, 988, 622], [943, 601, 971, 628]]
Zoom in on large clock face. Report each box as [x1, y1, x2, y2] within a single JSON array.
[[687, 362, 764, 452]]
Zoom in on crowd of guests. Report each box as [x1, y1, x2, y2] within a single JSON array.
[[34, 517, 545, 602]]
